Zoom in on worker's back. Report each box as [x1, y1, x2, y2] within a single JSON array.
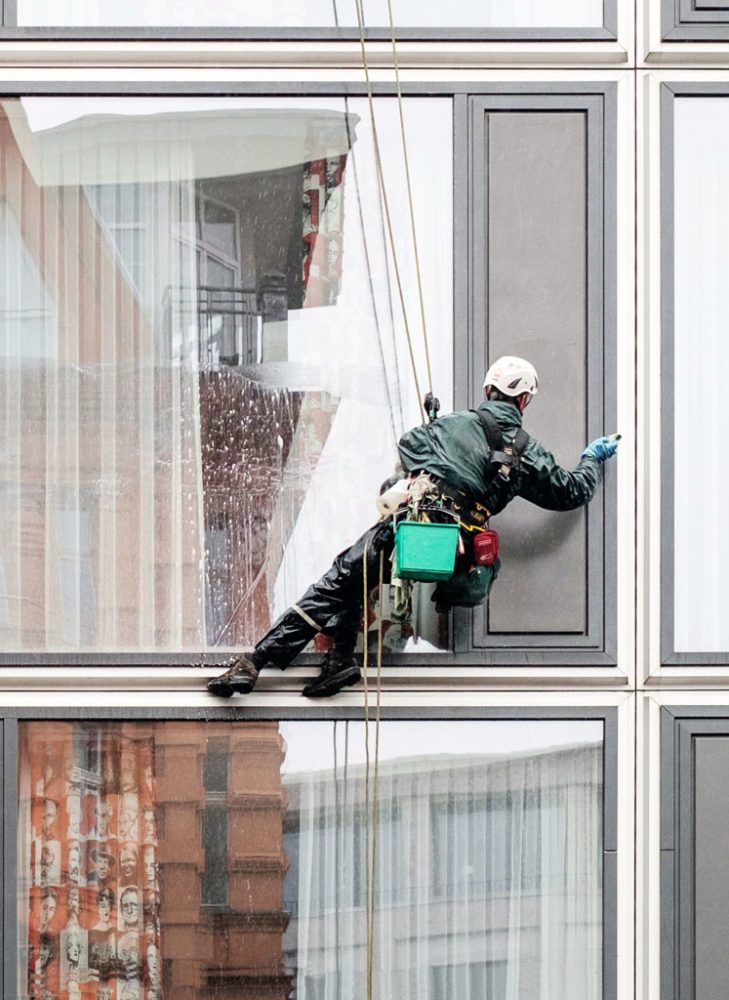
[[397, 400, 523, 503]]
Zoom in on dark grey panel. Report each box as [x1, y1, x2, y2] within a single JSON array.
[[663, 0, 729, 37], [484, 111, 587, 634], [660, 710, 729, 1000], [464, 91, 615, 660], [694, 736, 729, 999]]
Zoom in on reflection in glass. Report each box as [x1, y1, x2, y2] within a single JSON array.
[[18, 720, 603, 1000], [0, 96, 451, 651], [16, 0, 603, 29]]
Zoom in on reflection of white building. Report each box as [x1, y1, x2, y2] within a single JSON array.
[[282, 742, 602, 1000]]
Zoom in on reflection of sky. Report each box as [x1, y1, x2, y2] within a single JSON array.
[[280, 719, 603, 775], [674, 98, 729, 653], [16, 0, 603, 29]]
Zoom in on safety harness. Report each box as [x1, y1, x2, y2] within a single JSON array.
[[475, 408, 531, 517]]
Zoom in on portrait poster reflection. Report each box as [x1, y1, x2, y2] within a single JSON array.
[[19, 723, 163, 1000]]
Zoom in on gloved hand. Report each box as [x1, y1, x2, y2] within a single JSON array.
[[581, 434, 620, 463]]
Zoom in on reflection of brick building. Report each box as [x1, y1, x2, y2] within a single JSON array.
[[153, 723, 291, 1000]]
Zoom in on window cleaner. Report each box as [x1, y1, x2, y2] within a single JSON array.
[[207, 355, 620, 699]]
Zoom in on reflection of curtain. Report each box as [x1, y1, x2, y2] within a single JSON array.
[[287, 740, 601, 1000], [0, 102, 205, 651], [20, 723, 163, 1000]]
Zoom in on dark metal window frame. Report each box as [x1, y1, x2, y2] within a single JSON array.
[[0, 704, 619, 1000], [659, 705, 729, 1000], [0, 0, 618, 42], [662, 0, 729, 39], [0, 80, 617, 669], [660, 83, 729, 666]]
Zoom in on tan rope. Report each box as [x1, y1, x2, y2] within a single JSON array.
[[353, 0, 426, 422], [362, 541, 373, 1000], [362, 543, 384, 1000], [385, 0, 434, 394]]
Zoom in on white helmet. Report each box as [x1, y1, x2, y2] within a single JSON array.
[[483, 355, 539, 397]]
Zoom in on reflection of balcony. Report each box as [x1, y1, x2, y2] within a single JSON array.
[[164, 284, 259, 369]]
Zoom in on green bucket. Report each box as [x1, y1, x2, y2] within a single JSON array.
[[394, 520, 459, 582]]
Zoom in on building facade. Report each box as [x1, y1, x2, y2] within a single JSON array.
[[0, 3, 727, 999]]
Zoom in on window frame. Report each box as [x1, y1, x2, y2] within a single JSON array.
[[661, 0, 729, 40], [660, 82, 729, 667], [454, 86, 618, 666], [0, 704, 620, 1000], [0, 0, 619, 42], [659, 705, 729, 1000], [0, 80, 619, 672]]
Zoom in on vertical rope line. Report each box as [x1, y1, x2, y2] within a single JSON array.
[[354, 0, 426, 422], [333, 721, 342, 988], [385, 0, 434, 394], [362, 540, 373, 1000], [344, 101, 401, 441], [367, 549, 385, 995]]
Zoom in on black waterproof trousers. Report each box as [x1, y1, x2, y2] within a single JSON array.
[[253, 521, 394, 669]]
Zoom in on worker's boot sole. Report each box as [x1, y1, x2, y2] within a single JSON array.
[[207, 657, 259, 697], [302, 664, 362, 698]]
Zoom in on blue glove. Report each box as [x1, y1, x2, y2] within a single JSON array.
[[581, 434, 620, 463]]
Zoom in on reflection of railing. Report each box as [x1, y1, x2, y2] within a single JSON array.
[[164, 284, 259, 368]]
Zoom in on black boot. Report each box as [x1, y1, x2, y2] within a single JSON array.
[[301, 650, 361, 698], [207, 653, 261, 697]]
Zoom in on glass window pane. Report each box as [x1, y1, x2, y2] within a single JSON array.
[[18, 719, 604, 1000], [0, 96, 451, 652], [673, 98, 729, 652], [15, 0, 603, 29]]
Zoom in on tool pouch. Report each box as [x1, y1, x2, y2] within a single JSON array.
[[472, 529, 499, 566]]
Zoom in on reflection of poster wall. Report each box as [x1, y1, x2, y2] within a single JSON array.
[[302, 154, 346, 307], [21, 723, 163, 1000]]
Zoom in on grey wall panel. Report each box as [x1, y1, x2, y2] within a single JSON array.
[[485, 111, 587, 634], [694, 736, 729, 999]]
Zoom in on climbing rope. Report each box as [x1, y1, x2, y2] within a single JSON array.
[[353, 0, 429, 422], [354, 8, 427, 996], [361, 543, 384, 1000], [384, 0, 434, 395]]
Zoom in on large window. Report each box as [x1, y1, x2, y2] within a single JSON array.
[[0, 95, 452, 654], [16, 716, 608, 1000], [5, 1, 614, 38], [0, 85, 619, 665], [662, 86, 729, 664]]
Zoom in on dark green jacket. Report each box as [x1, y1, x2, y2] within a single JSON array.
[[397, 400, 601, 515]]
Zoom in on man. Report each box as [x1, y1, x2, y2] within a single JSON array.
[[119, 886, 140, 932], [66, 841, 82, 885], [119, 843, 138, 884], [208, 356, 619, 699], [39, 798, 58, 839], [88, 847, 114, 886], [88, 797, 114, 842], [92, 887, 115, 931], [39, 888, 57, 933]]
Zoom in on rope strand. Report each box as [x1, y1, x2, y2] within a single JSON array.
[[385, 0, 434, 394], [354, 0, 426, 423]]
